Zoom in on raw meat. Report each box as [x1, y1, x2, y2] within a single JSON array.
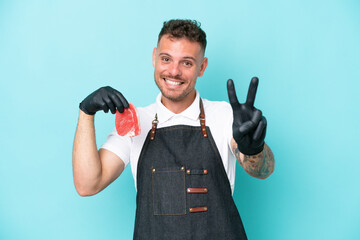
[[115, 103, 140, 137]]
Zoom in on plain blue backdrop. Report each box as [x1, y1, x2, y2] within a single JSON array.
[[1, 0, 360, 239]]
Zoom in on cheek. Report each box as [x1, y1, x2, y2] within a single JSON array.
[[190, 68, 201, 79], [154, 65, 162, 76], [155, 63, 167, 73]]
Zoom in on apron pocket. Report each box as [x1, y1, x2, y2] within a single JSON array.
[[152, 167, 186, 215]]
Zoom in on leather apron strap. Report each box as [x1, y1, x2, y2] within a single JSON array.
[[150, 98, 208, 140]]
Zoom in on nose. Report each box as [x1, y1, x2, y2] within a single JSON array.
[[168, 62, 181, 77]]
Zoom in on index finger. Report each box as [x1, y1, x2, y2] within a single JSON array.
[[108, 93, 124, 113], [113, 89, 129, 109], [245, 77, 259, 107], [227, 79, 240, 109]]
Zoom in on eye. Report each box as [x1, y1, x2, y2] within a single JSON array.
[[161, 57, 170, 62], [183, 61, 193, 67]]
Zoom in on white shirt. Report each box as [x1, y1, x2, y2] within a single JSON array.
[[100, 90, 237, 194]]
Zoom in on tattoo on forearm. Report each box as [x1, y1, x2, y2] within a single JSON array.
[[244, 144, 274, 179], [231, 139, 275, 179], [231, 139, 243, 167]]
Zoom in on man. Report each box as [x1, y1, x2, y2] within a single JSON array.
[[73, 19, 274, 240]]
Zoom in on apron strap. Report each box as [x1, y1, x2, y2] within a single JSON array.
[[150, 98, 208, 141], [199, 98, 208, 138], [150, 113, 158, 140]]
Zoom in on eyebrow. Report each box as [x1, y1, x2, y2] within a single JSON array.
[[159, 53, 196, 62], [183, 56, 197, 62]]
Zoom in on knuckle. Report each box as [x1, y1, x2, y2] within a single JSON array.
[[262, 117, 267, 125], [255, 109, 262, 116], [100, 102, 107, 109], [101, 86, 112, 92]]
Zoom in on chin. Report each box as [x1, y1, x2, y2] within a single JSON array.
[[161, 91, 185, 102], [162, 88, 196, 103]]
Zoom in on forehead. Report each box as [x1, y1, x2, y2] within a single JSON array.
[[157, 35, 204, 58]]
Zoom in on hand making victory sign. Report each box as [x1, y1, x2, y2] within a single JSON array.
[[227, 77, 267, 155]]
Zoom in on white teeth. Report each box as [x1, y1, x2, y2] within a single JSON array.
[[164, 78, 181, 85]]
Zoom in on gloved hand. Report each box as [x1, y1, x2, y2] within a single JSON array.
[[79, 86, 129, 115], [227, 77, 267, 155]]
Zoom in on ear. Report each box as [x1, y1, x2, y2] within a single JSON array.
[[152, 47, 157, 67], [198, 57, 208, 77]]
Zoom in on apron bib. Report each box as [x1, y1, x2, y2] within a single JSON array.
[[133, 99, 247, 240]]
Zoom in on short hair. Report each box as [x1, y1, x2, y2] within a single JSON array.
[[158, 19, 207, 52]]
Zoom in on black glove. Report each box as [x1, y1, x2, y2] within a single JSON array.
[[227, 77, 267, 155], [79, 86, 129, 115]]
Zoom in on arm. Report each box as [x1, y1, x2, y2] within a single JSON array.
[[231, 138, 274, 179], [72, 110, 125, 196], [72, 86, 129, 196], [227, 77, 275, 179]]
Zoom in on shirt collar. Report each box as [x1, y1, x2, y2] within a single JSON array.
[[155, 90, 201, 124]]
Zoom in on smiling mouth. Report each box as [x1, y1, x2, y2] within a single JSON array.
[[163, 78, 184, 86]]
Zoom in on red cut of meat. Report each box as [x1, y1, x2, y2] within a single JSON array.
[[115, 103, 140, 137]]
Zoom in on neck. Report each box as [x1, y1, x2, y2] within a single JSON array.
[[161, 91, 196, 114]]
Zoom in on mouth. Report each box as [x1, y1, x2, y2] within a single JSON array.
[[163, 77, 184, 86]]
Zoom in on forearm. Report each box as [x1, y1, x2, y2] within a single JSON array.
[[72, 110, 102, 196], [231, 139, 275, 179]]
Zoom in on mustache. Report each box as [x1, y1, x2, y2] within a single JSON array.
[[161, 74, 185, 82]]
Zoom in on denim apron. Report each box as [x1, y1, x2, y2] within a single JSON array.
[[133, 99, 247, 240]]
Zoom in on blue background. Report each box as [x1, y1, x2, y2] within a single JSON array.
[[1, 0, 360, 239]]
